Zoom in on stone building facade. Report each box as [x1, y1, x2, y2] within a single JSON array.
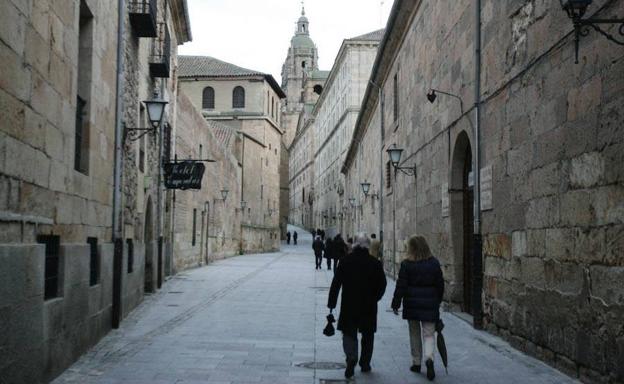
[[310, 30, 383, 238], [342, 0, 624, 382], [0, 0, 192, 382], [172, 92, 242, 271], [178, 56, 285, 253], [288, 70, 329, 230]]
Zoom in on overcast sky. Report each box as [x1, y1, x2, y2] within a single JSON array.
[[178, 0, 393, 84]]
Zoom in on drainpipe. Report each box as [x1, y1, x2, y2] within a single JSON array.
[[378, 87, 385, 267], [157, 0, 169, 287], [472, 0, 484, 330], [111, 0, 126, 330]]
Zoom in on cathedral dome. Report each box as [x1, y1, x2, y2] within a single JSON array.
[[291, 34, 315, 49]]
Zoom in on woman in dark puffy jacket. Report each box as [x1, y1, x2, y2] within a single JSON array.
[[391, 235, 444, 381]]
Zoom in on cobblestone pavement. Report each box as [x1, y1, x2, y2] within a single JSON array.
[[53, 226, 579, 384]]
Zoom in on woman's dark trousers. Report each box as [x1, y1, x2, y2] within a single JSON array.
[[315, 253, 322, 269]]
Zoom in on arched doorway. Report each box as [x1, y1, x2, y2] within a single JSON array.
[[450, 131, 476, 315], [144, 197, 154, 293]]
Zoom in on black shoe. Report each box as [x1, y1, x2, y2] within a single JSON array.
[[345, 361, 356, 379], [410, 364, 421, 373], [360, 363, 371, 373], [426, 359, 435, 381]]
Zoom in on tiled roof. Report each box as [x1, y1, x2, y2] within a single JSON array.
[[179, 55, 286, 98], [178, 56, 265, 78], [349, 29, 385, 41], [206, 120, 235, 148]]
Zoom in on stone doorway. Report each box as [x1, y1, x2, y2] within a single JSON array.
[[450, 131, 476, 315], [144, 197, 155, 293]]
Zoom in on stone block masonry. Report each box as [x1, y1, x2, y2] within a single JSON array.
[[342, 0, 624, 382]]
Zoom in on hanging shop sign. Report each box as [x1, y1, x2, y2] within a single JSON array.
[[164, 161, 205, 190]]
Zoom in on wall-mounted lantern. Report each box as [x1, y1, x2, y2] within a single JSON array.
[[559, 0, 624, 63], [126, 92, 168, 141], [386, 144, 416, 178], [349, 198, 357, 208]]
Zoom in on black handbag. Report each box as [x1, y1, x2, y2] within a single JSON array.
[[323, 311, 336, 337]]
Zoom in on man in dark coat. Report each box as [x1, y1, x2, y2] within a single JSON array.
[[328, 233, 387, 379], [324, 237, 334, 270], [312, 236, 324, 270], [293, 231, 298, 245], [286, 231, 291, 245]]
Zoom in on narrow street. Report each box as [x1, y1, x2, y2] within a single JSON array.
[[50, 227, 578, 384]]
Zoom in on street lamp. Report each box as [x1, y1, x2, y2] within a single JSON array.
[[558, 0, 624, 63], [125, 92, 169, 141], [386, 144, 417, 178], [220, 189, 229, 201], [349, 198, 356, 208], [360, 181, 371, 197]]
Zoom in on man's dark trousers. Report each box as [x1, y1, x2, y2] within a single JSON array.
[[342, 328, 374, 367], [315, 253, 322, 269]]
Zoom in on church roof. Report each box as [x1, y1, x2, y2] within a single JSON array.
[[309, 70, 330, 79], [291, 34, 316, 49], [179, 56, 286, 98], [349, 29, 386, 42]]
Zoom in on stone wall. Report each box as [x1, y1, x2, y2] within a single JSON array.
[[172, 92, 242, 271], [344, 0, 624, 382]]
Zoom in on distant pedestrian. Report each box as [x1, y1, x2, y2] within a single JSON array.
[[328, 233, 387, 379], [391, 235, 444, 381], [293, 231, 298, 245], [324, 237, 334, 270], [312, 236, 325, 270], [369, 233, 381, 261], [286, 231, 291, 245]]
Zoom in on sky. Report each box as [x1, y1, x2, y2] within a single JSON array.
[[178, 0, 393, 84]]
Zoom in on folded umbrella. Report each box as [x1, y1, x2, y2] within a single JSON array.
[[436, 319, 448, 374], [323, 312, 336, 337]]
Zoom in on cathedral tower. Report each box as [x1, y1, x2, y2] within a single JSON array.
[[280, 5, 319, 147]]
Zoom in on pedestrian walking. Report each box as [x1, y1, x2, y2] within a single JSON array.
[[333, 234, 347, 270], [346, 237, 354, 254], [328, 233, 387, 379], [293, 231, 298, 245], [286, 231, 291, 245], [312, 236, 324, 270], [369, 233, 381, 260], [324, 236, 334, 270], [391, 235, 444, 381]]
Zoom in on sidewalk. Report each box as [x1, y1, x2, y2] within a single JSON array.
[[53, 226, 578, 383]]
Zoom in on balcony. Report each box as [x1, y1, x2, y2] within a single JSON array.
[[128, 0, 157, 38], [149, 23, 170, 78]]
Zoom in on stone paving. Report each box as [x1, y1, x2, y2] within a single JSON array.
[[53, 226, 579, 384]]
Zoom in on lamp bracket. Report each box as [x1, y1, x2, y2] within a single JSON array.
[[394, 165, 417, 178], [125, 126, 156, 141], [570, 17, 624, 63]]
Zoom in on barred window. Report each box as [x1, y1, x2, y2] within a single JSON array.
[[386, 160, 392, 190], [233, 86, 245, 108], [393, 71, 399, 123], [202, 87, 215, 109]]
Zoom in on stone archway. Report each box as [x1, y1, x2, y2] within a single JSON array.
[[449, 131, 475, 315], [144, 196, 155, 293]]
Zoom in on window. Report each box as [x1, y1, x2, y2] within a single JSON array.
[[386, 160, 393, 190], [38, 235, 61, 300], [202, 86, 215, 109], [163, 123, 171, 164], [233, 86, 245, 108], [127, 239, 134, 273], [393, 71, 399, 123], [271, 96, 275, 119], [302, 61, 306, 68], [74, 1, 94, 174], [192, 208, 197, 246], [87, 237, 99, 286]]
